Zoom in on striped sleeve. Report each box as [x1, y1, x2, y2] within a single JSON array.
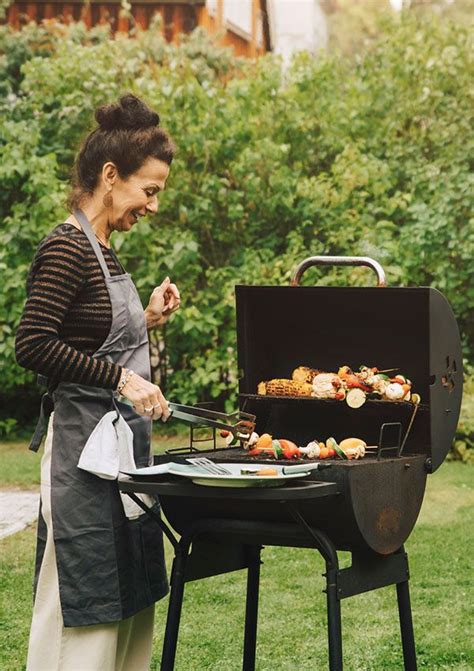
[[15, 235, 122, 389]]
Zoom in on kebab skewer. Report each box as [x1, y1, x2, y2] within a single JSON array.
[[257, 364, 420, 407]]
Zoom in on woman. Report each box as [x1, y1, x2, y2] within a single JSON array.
[[15, 94, 180, 671]]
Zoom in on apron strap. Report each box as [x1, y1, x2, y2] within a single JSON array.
[[74, 209, 111, 279], [112, 396, 122, 425], [29, 393, 54, 452]]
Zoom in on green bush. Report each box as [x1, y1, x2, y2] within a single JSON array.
[[0, 14, 472, 435], [450, 368, 474, 463]]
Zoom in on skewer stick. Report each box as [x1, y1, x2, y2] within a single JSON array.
[[377, 368, 401, 373]]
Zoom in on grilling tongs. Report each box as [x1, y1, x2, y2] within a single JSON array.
[[168, 403, 256, 441]]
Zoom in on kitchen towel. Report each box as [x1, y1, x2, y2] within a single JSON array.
[[78, 410, 155, 519]]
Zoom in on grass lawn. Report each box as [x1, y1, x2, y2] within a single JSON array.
[[0, 431, 191, 490], [0, 443, 473, 670]]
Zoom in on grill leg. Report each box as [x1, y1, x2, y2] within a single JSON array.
[[397, 579, 417, 671], [161, 551, 187, 671], [326, 563, 343, 671], [286, 505, 343, 670], [242, 546, 262, 671]]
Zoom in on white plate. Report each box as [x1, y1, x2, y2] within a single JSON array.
[[121, 462, 311, 488], [120, 463, 196, 477]]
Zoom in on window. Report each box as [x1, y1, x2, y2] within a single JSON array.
[[207, 0, 217, 16], [224, 0, 252, 38]]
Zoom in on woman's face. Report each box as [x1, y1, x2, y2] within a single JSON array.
[[108, 157, 170, 231]]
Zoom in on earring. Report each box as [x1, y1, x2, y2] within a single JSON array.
[[103, 191, 113, 208]]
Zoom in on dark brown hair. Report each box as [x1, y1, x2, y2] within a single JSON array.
[[68, 94, 175, 210]]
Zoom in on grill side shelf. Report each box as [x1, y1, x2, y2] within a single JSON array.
[[119, 478, 339, 500]]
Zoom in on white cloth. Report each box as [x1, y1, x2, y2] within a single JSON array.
[[78, 410, 155, 519]]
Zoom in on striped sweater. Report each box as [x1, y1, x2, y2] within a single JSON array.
[[15, 223, 127, 390]]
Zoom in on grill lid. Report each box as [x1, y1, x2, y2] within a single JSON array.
[[235, 257, 463, 473]]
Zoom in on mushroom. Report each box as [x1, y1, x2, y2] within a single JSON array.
[[384, 383, 405, 401], [299, 441, 321, 459]]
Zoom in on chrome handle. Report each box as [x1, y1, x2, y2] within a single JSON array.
[[290, 255, 387, 287]]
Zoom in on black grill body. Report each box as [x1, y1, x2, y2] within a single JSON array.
[[155, 284, 462, 555], [120, 269, 464, 671], [158, 454, 427, 555]]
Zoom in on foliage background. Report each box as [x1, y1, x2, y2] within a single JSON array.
[[0, 11, 472, 441]]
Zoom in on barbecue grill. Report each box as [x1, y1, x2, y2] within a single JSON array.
[[119, 256, 463, 671]]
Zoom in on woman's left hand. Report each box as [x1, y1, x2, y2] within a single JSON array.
[[145, 277, 181, 329]]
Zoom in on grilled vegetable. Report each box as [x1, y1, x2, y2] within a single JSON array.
[[246, 432, 259, 447], [299, 441, 321, 459], [272, 440, 284, 459], [339, 437, 366, 450], [339, 437, 367, 459], [384, 383, 405, 401], [339, 367, 372, 391], [259, 364, 417, 405], [327, 437, 348, 460], [247, 438, 284, 459], [241, 468, 278, 476], [225, 432, 238, 446], [247, 446, 275, 457], [312, 373, 343, 399], [346, 388, 366, 408], [292, 366, 320, 384], [338, 365, 353, 376], [258, 379, 313, 397], [255, 433, 273, 449], [279, 439, 301, 459]]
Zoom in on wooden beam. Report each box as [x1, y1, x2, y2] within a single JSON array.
[[26, 2, 37, 20], [80, 1, 92, 27], [133, 4, 147, 28], [11, 0, 204, 4], [216, 0, 223, 29], [250, 0, 258, 57], [260, 0, 272, 52], [62, 3, 74, 22], [8, 2, 20, 27], [171, 4, 185, 41], [117, 7, 129, 31], [44, 2, 55, 18]]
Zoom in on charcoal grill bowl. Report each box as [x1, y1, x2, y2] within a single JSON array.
[[152, 453, 427, 555]]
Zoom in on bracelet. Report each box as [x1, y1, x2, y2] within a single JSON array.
[[117, 368, 135, 394]]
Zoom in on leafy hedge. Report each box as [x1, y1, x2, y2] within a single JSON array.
[[0, 15, 472, 431]]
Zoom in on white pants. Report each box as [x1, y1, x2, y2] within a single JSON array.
[[26, 415, 155, 671]]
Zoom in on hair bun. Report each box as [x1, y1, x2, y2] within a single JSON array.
[[95, 94, 160, 131]]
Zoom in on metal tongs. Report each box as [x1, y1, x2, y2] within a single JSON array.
[[168, 403, 256, 440]]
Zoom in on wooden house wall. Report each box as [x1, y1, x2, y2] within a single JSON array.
[[5, 2, 200, 35], [3, 0, 270, 57]]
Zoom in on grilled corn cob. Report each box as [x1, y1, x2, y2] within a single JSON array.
[[292, 366, 320, 384], [257, 379, 313, 397]]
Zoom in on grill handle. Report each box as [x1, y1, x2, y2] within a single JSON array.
[[290, 256, 387, 287]]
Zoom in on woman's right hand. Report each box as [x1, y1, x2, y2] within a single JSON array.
[[121, 373, 170, 421]]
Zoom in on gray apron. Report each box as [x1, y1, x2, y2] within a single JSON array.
[[30, 209, 168, 627]]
